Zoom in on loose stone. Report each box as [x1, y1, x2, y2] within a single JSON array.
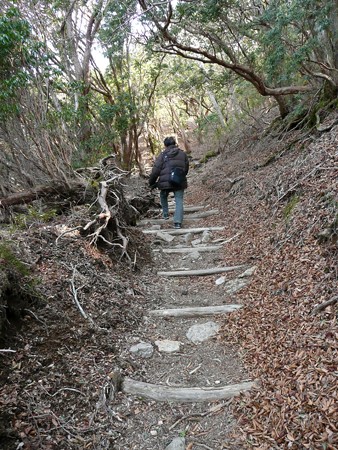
[[184, 232, 193, 245], [165, 437, 185, 450], [215, 275, 226, 285], [155, 339, 181, 353], [183, 251, 200, 260], [129, 342, 154, 358], [239, 266, 257, 277], [191, 238, 202, 246], [186, 321, 220, 343], [156, 231, 175, 242], [224, 278, 248, 294], [202, 230, 211, 243]]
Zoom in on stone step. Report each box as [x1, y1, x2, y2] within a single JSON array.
[[122, 378, 254, 403], [148, 304, 242, 318]]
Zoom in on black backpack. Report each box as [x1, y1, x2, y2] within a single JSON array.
[[170, 166, 186, 187]]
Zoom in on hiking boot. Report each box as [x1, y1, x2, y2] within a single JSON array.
[[174, 223, 181, 229]]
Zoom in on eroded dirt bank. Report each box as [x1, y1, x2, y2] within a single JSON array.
[[0, 108, 337, 449]]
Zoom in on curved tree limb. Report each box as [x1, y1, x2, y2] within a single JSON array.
[[138, 0, 314, 101]]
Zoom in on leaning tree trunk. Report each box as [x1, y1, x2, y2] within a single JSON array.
[[273, 94, 290, 119]]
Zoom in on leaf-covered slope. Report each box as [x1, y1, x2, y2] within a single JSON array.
[[187, 109, 337, 449]]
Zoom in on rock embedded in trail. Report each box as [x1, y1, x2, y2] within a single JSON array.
[[184, 232, 193, 245], [239, 266, 257, 277], [202, 230, 212, 243], [191, 238, 202, 246], [155, 339, 181, 353], [215, 275, 226, 285], [182, 250, 200, 260], [165, 437, 185, 450], [224, 278, 248, 294], [129, 342, 154, 358], [186, 321, 220, 343], [156, 230, 175, 243]]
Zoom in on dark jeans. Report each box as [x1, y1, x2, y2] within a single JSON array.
[[160, 189, 184, 224]]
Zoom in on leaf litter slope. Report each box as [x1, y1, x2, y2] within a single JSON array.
[[187, 109, 337, 449], [0, 214, 153, 449]]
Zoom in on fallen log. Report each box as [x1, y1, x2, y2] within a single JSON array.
[[148, 304, 242, 318], [0, 182, 94, 208], [123, 378, 255, 402], [157, 265, 245, 277]]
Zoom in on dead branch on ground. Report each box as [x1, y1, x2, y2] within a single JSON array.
[[311, 296, 338, 315], [69, 265, 95, 326]]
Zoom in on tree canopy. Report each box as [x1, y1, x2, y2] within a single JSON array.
[[0, 0, 337, 193], [138, 0, 338, 117]]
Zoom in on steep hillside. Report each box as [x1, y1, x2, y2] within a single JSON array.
[[186, 107, 338, 449]]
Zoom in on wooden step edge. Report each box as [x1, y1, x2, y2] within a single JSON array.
[[138, 218, 201, 226], [157, 265, 246, 277], [169, 205, 209, 212], [123, 378, 255, 403], [162, 245, 222, 254], [148, 304, 242, 318], [138, 210, 219, 226], [143, 227, 225, 235], [149, 205, 208, 213]]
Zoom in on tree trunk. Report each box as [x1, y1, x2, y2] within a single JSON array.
[[327, 1, 338, 83], [274, 95, 290, 119]]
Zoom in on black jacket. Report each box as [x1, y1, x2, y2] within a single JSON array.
[[149, 145, 189, 190]]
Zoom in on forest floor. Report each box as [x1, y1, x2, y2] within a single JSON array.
[[0, 106, 337, 449]]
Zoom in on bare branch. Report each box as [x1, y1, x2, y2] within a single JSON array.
[[311, 296, 338, 315], [69, 265, 95, 325]]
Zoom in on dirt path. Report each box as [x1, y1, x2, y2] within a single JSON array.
[[112, 199, 255, 449]]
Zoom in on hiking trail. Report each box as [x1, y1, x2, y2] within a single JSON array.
[[113, 190, 256, 449]]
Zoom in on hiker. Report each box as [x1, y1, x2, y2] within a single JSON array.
[[149, 136, 189, 229]]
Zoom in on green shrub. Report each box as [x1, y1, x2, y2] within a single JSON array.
[[0, 243, 30, 276], [283, 194, 300, 222], [200, 149, 219, 164], [13, 205, 57, 229]]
